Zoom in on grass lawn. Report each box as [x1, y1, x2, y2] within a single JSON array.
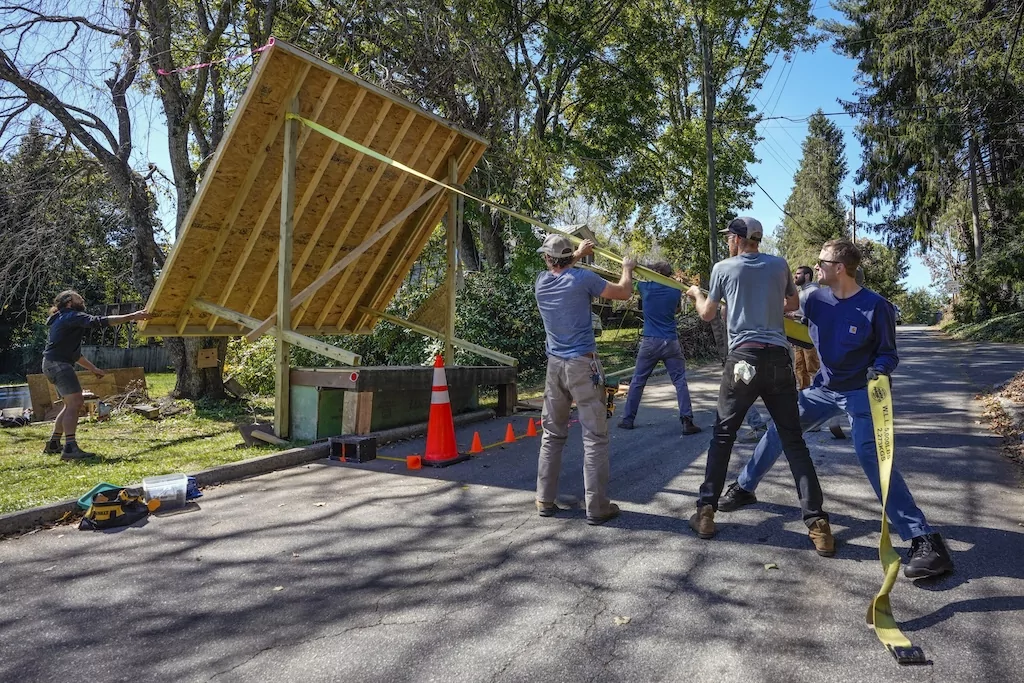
[[0, 373, 280, 516], [943, 311, 1024, 344]]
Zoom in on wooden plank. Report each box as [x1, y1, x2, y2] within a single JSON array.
[[206, 74, 342, 331], [243, 183, 444, 341], [341, 391, 373, 435], [303, 109, 419, 329], [496, 383, 518, 418], [357, 305, 516, 366], [290, 366, 516, 392], [275, 98, 299, 438], [355, 139, 481, 331], [140, 324, 330, 337], [444, 155, 458, 364], [243, 97, 395, 319], [26, 374, 53, 419], [336, 130, 461, 331], [252, 429, 289, 445], [174, 63, 312, 335], [191, 300, 361, 366], [140, 42, 292, 334]]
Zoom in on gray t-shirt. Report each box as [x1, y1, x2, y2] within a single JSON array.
[[796, 281, 819, 318], [708, 252, 795, 350], [535, 268, 607, 359]]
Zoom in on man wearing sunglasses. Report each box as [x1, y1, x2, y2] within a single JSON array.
[[718, 239, 953, 578], [685, 217, 834, 555]]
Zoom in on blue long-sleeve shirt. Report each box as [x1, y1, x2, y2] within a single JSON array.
[[804, 286, 898, 391]]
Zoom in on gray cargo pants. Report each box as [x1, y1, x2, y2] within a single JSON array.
[[537, 354, 611, 518]]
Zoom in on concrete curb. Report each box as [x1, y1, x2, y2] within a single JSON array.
[[0, 408, 496, 538]]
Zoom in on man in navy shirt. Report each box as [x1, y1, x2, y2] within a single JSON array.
[[535, 235, 636, 525], [41, 290, 151, 459], [617, 261, 701, 436], [718, 239, 953, 578]]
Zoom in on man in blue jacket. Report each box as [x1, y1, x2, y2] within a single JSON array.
[[617, 261, 701, 436], [718, 239, 953, 578]]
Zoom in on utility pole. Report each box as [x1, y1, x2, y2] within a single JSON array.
[[701, 20, 718, 267], [968, 137, 983, 262], [851, 189, 856, 243]]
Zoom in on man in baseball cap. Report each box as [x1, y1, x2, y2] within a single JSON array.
[[534, 233, 635, 526], [719, 216, 763, 241]]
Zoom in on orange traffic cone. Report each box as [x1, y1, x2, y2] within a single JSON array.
[[526, 418, 538, 437], [423, 355, 469, 467], [469, 432, 484, 454], [504, 422, 516, 443]]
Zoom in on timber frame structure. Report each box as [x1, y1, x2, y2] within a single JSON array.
[[141, 40, 513, 438]]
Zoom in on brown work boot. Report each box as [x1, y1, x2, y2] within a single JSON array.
[[808, 519, 836, 557], [587, 502, 620, 526], [689, 504, 716, 539], [536, 500, 562, 518], [43, 439, 63, 455]]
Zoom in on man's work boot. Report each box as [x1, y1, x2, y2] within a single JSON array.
[[718, 481, 757, 512], [689, 504, 716, 539], [617, 419, 634, 430], [536, 500, 562, 518], [61, 444, 96, 460], [43, 439, 63, 455], [680, 416, 701, 435], [904, 533, 954, 578], [587, 502, 620, 526], [808, 519, 836, 557]]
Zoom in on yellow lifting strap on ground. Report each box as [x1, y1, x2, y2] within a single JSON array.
[[289, 114, 813, 349], [866, 375, 928, 666]]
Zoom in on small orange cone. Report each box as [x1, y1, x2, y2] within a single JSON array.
[[526, 418, 537, 437], [423, 355, 470, 467], [469, 432, 483, 454], [504, 423, 516, 443], [407, 455, 422, 469]]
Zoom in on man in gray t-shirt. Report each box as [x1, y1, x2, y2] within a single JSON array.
[[684, 217, 833, 556]]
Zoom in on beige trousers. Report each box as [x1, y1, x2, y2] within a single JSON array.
[[537, 355, 611, 518], [793, 345, 821, 390]]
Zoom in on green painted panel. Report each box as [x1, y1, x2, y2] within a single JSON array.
[[289, 385, 321, 442]]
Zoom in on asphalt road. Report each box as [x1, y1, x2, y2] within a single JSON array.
[[1, 326, 1022, 682]]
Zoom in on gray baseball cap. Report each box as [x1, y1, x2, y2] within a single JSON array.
[[537, 234, 575, 258], [719, 216, 763, 241]]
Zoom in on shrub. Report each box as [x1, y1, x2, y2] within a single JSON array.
[[225, 336, 276, 395]]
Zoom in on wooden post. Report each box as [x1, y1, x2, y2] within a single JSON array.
[[276, 98, 299, 438], [444, 156, 459, 365]]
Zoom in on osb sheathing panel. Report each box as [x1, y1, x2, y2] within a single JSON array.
[[143, 40, 488, 337]]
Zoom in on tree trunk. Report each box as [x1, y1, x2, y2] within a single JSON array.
[[460, 219, 482, 271], [166, 337, 229, 399], [479, 205, 506, 269]]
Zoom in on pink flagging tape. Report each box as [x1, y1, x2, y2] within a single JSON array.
[[156, 37, 275, 76]]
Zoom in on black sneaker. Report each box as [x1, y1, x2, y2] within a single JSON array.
[[718, 481, 757, 512], [61, 444, 97, 460], [904, 533, 954, 579], [43, 440, 63, 455], [680, 416, 701, 435], [617, 419, 634, 430]]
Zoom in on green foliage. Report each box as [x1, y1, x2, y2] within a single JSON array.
[[0, 120, 141, 352], [945, 311, 1024, 343], [225, 336, 276, 396], [453, 270, 548, 385], [830, 0, 1024, 323], [892, 288, 945, 324], [856, 238, 906, 301]]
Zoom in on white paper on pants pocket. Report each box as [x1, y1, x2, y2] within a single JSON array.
[[734, 360, 756, 384]]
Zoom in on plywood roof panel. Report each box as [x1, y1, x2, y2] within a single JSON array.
[[143, 40, 488, 338]]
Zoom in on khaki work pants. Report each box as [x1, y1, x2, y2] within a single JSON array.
[[537, 355, 611, 518], [793, 345, 821, 390]]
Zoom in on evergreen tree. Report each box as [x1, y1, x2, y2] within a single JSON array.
[[777, 110, 849, 267]]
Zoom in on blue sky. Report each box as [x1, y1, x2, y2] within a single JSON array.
[[743, 4, 934, 292]]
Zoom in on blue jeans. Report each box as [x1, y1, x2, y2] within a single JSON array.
[[621, 337, 694, 422], [736, 385, 932, 541]]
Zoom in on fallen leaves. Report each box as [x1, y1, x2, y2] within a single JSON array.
[[613, 616, 631, 625]]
